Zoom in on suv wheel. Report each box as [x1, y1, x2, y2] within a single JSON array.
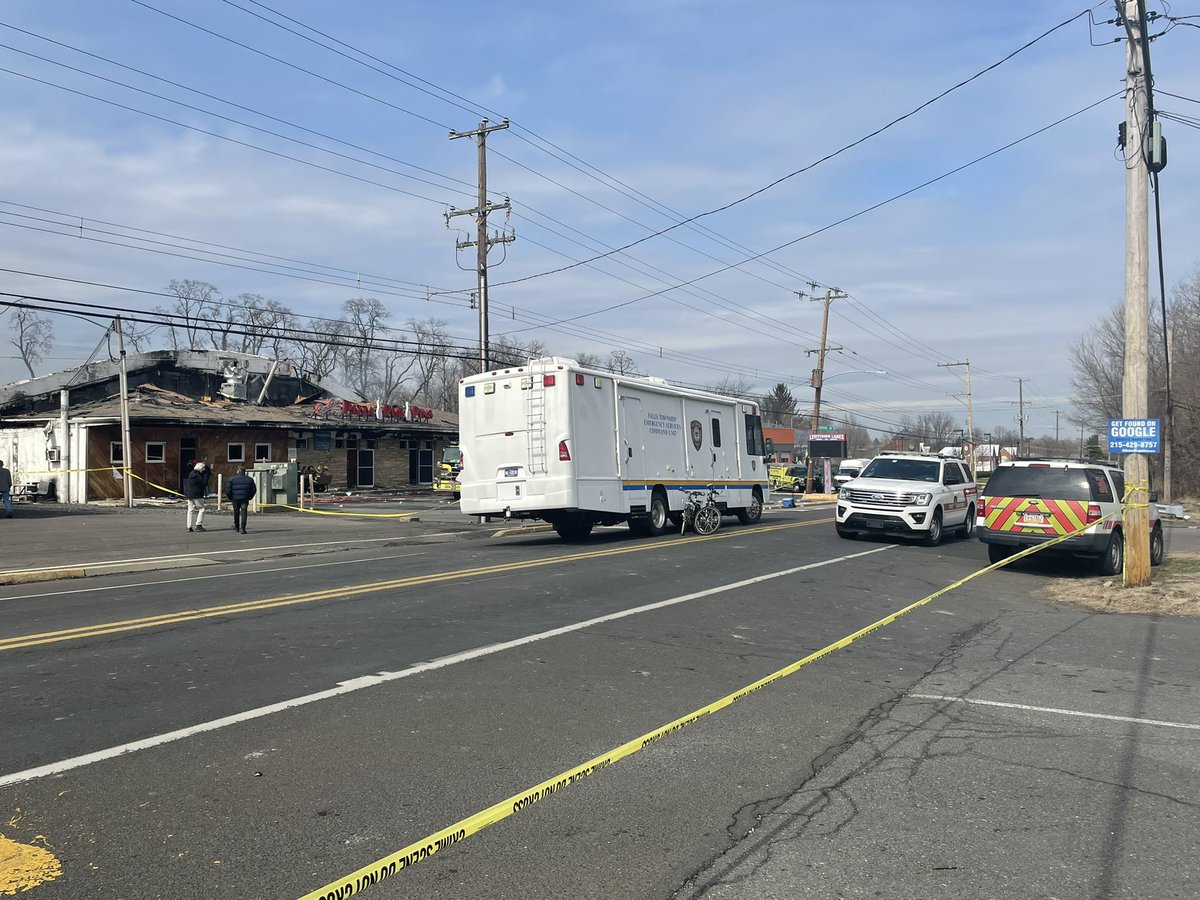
[[987, 543, 1015, 565], [922, 509, 943, 547], [1096, 529, 1124, 576], [957, 504, 975, 540], [1150, 525, 1165, 566]]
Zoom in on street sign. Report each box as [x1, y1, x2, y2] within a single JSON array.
[[1107, 418, 1160, 454]]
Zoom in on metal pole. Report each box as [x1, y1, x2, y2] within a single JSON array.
[[59, 389, 70, 504], [113, 317, 133, 508]]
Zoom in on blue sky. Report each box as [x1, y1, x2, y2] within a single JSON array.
[[1, 1, 1197, 441]]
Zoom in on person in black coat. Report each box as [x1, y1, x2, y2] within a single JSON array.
[[225, 467, 257, 534], [183, 461, 210, 532]]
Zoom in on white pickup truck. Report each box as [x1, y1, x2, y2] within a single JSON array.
[[834, 453, 978, 546]]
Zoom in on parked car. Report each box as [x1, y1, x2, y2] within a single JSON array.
[[977, 459, 1163, 574]]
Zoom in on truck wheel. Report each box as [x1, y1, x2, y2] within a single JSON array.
[[922, 509, 943, 546], [736, 490, 763, 525], [987, 543, 1015, 565], [647, 490, 670, 536], [554, 519, 594, 541], [1150, 525, 1165, 566], [956, 504, 975, 539], [1096, 529, 1124, 576]]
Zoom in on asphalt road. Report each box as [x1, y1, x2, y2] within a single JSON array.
[[1, 505, 1198, 899]]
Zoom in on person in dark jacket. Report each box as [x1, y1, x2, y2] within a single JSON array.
[[183, 461, 210, 532], [0, 460, 12, 518], [225, 467, 257, 534]]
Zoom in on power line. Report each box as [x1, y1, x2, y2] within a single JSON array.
[[500, 93, 1121, 335]]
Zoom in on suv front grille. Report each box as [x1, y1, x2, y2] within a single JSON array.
[[845, 488, 920, 509]]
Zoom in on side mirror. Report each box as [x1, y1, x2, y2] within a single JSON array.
[[1149, 490, 1159, 503]]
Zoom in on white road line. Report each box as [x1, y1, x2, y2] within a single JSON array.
[[912, 694, 1200, 731], [0, 552, 426, 602], [0, 545, 893, 788], [0, 533, 467, 576]]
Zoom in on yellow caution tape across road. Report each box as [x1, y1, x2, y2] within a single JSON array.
[[297, 509, 1126, 900]]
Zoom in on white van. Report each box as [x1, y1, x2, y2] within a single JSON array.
[[457, 357, 769, 540], [833, 457, 871, 488]]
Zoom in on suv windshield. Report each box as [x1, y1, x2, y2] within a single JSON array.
[[985, 466, 1112, 502], [860, 458, 940, 482]]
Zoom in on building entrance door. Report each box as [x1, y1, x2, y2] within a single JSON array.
[[356, 448, 375, 488]]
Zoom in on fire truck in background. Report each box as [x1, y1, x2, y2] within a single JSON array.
[[432, 445, 462, 499]]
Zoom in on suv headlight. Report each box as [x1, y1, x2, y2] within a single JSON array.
[[914, 492, 933, 506], [838, 486, 850, 500]]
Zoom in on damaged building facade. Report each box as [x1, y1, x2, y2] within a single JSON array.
[[0, 350, 458, 502]]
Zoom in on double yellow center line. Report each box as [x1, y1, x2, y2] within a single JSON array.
[[1, 520, 823, 652]]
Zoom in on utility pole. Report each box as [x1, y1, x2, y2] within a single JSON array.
[[803, 287, 847, 493], [448, 118, 514, 371], [1055, 409, 1060, 448], [938, 360, 976, 476], [113, 317, 133, 508], [1017, 377, 1027, 456], [1119, 0, 1151, 586]]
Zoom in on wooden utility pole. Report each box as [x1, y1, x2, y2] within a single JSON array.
[[1017, 377, 1026, 455], [938, 360, 976, 476], [113, 317, 133, 508], [803, 288, 847, 493], [1119, 0, 1151, 586], [448, 118, 515, 371]]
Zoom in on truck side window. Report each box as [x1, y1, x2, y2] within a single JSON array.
[[711, 418, 722, 448], [943, 464, 962, 486], [744, 413, 765, 457]]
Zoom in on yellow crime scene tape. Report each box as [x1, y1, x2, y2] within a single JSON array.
[[298, 507, 1130, 900]]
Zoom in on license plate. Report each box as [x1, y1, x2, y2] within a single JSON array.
[[1019, 513, 1047, 525], [503, 466, 519, 478]]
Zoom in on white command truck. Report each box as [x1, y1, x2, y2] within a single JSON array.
[[457, 357, 770, 540]]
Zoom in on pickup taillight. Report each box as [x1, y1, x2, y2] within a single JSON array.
[[1086, 502, 1102, 524]]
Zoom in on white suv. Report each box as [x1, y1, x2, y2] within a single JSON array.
[[835, 453, 978, 546]]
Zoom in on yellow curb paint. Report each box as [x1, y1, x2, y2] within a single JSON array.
[[0, 834, 63, 895]]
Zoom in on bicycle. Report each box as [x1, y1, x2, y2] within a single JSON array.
[[681, 485, 721, 536]]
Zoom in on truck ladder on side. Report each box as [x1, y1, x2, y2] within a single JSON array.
[[526, 363, 549, 474]]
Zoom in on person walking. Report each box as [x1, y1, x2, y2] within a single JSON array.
[[225, 466, 256, 534], [184, 461, 210, 532], [0, 460, 12, 519]]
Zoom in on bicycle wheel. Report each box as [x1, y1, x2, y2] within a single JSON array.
[[694, 504, 720, 536]]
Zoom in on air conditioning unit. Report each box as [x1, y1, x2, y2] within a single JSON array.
[[46, 447, 61, 462]]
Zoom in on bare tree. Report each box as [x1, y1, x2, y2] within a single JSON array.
[[338, 297, 388, 398], [158, 279, 220, 350], [9, 308, 54, 378], [295, 317, 344, 382], [606, 349, 639, 375], [914, 410, 962, 450], [573, 351, 603, 368], [705, 374, 756, 399], [1068, 304, 1125, 432], [235, 294, 297, 357], [406, 318, 457, 404]]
